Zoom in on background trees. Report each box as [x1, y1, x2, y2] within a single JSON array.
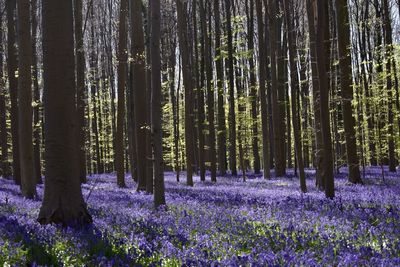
[[0, 0, 400, 219]]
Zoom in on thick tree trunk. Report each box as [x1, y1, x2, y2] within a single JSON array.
[[335, 0, 362, 183], [115, 0, 128, 188], [39, 0, 92, 226], [150, 0, 165, 207], [17, 0, 36, 199]]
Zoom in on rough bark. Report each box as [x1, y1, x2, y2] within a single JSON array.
[[39, 0, 92, 226]]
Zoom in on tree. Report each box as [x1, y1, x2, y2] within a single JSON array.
[[17, 0, 36, 198], [131, 0, 149, 192], [38, 0, 92, 225], [247, 0, 261, 175], [150, 0, 165, 207], [199, 0, 217, 182], [214, 0, 227, 176], [225, 0, 237, 176], [284, 0, 306, 193], [315, 0, 334, 198], [306, 0, 324, 189], [0, 3, 12, 179], [382, 0, 396, 172], [6, 0, 20, 185], [31, 0, 42, 185], [115, 0, 128, 188], [74, 0, 87, 184], [335, 0, 362, 183], [176, 0, 195, 186]]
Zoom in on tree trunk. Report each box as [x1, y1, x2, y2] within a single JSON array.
[[200, 0, 217, 182], [306, 0, 324, 190], [39, 0, 92, 226], [176, 0, 195, 186], [284, 0, 306, 193], [225, 0, 237, 176], [256, 0, 270, 179], [382, 0, 396, 172], [116, 0, 128, 188], [335, 0, 362, 182], [315, 0, 334, 198], [0, 6, 11, 179], [6, 0, 20, 185], [74, 0, 87, 184], [131, 0, 148, 191], [31, 0, 42, 185], [17, 0, 36, 198], [150, 0, 165, 207], [214, 0, 227, 176], [247, 0, 261, 174]]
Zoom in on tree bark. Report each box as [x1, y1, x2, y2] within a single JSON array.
[[116, 0, 128, 188], [335, 0, 362, 182], [130, 0, 149, 191], [256, 0, 271, 179], [284, 0, 306, 193], [150, 0, 165, 207], [6, 0, 20, 185], [17, 0, 36, 198], [39, 0, 92, 226], [176, 0, 195, 186], [74, 0, 87, 184]]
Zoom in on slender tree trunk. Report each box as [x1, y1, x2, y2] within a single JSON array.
[[176, 0, 195, 186], [306, 0, 324, 190], [31, 0, 42, 184], [39, 0, 92, 225], [116, 0, 128, 188], [0, 7, 11, 179], [131, 0, 149, 191], [200, 0, 217, 182], [335, 0, 362, 183], [214, 0, 227, 176], [315, 0, 334, 198], [74, 0, 87, 183], [225, 0, 237, 176], [6, 0, 20, 185], [256, 0, 270, 179], [382, 0, 396, 172], [17, 0, 36, 198], [150, 0, 165, 207]]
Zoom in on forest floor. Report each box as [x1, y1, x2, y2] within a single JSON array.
[[0, 167, 400, 266]]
